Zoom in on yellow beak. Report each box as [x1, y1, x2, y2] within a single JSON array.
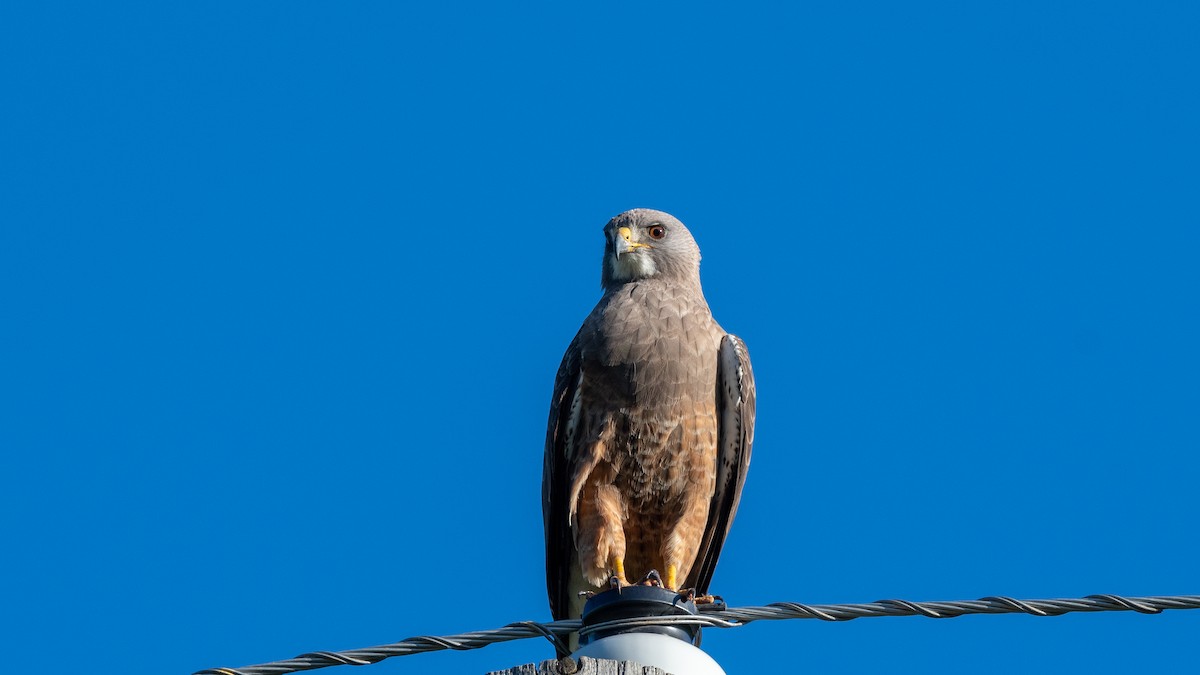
[[616, 226, 652, 256]]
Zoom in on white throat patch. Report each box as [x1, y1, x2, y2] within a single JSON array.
[[611, 251, 657, 281]]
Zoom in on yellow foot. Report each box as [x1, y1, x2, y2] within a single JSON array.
[[609, 558, 631, 589], [666, 564, 677, 591]]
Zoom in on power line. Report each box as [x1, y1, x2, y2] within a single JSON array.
[[195, 593, 1200, 675]]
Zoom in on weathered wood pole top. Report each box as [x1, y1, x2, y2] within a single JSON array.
[[489, 655, 672, 675]]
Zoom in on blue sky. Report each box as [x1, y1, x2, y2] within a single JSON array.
[[2, 2, 1197, 674]]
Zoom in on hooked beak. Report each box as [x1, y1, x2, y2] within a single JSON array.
[[614, 226, 652, 257]]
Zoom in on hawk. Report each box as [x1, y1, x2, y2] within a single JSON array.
[[543, 208, 756, 624]]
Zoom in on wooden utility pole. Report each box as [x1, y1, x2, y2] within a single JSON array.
[[490, 656, 670, 675]]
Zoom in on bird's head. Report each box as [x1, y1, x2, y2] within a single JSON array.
[[601, 208, 701, 289]]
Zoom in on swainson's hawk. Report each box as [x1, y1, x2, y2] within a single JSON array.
[[543, 208, 756, 624]]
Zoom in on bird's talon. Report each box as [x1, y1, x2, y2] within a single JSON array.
[[640, 569, 664, 587]]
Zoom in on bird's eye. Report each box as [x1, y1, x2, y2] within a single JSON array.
[[647, 225, 666, 240]]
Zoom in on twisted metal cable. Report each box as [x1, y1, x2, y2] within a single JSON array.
[[195, 593, 1200, 675]]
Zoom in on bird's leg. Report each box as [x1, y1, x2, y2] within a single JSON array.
[[609, 556, 631, 589], [659, 478, 713, 592], [578, 482, 631, 589]]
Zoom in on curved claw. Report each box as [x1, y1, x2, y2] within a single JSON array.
[[640, 569, 664, 587], [609, 575, 624, 593]]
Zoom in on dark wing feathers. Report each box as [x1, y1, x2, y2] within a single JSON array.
[[685, 333, 756, 594], [542, 332, 583, 621]]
